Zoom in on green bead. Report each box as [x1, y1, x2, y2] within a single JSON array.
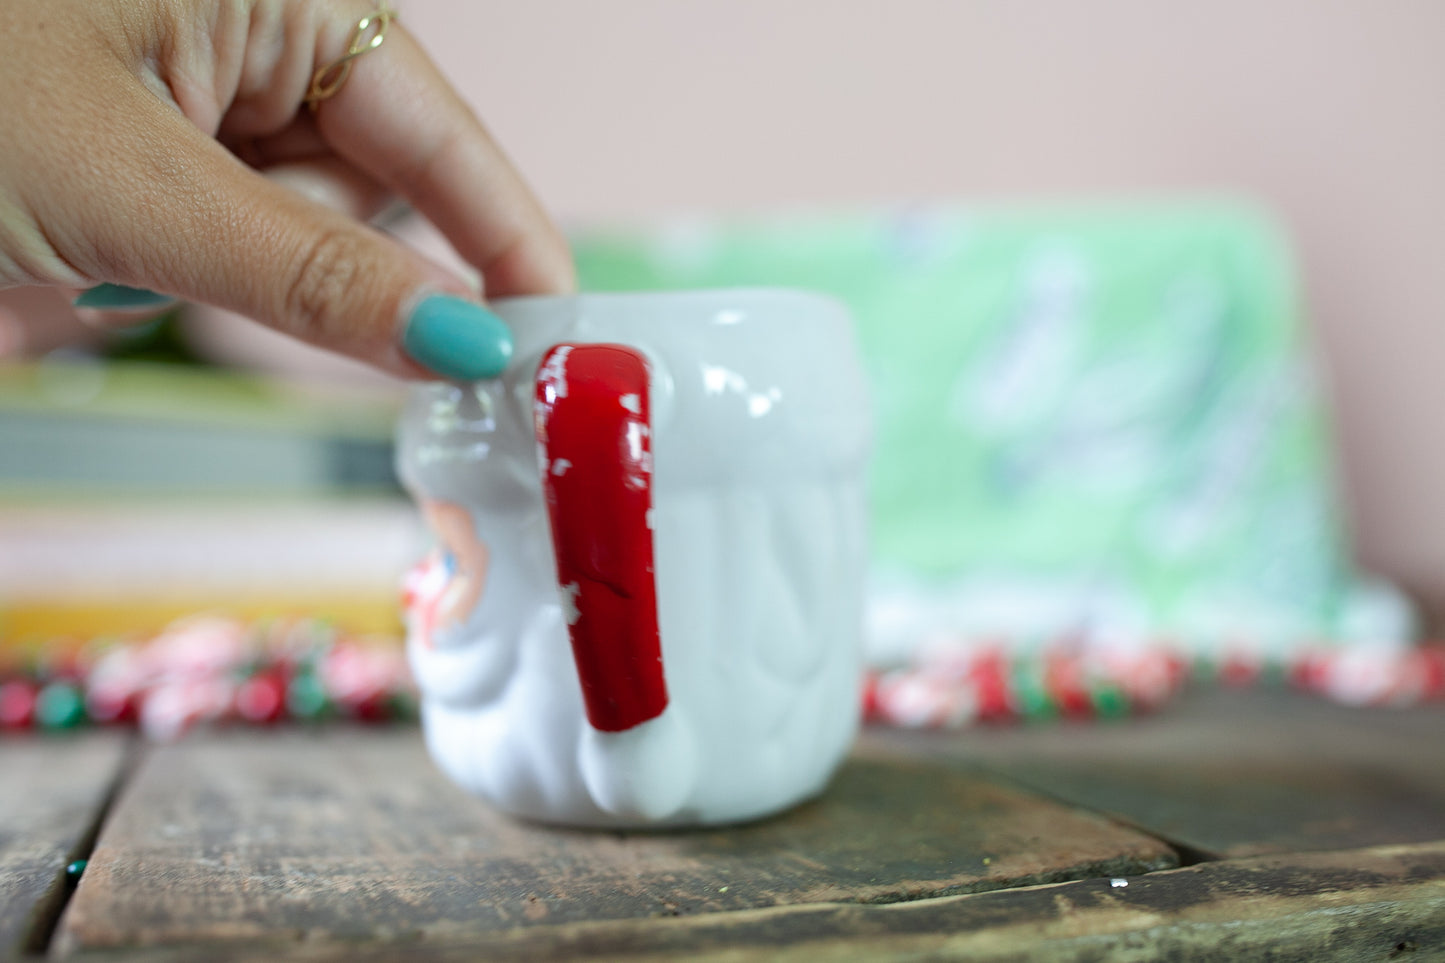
[[1008, 658, 1054, 721], [1091, 685, 1130, 718], [385, 691, 419, 721], [66, 859, 88, 882], [1017, 685, 1056, 720], [35, 682, 86, 729], [1258, 659, 1288, 687]]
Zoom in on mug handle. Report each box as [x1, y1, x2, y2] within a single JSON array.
[[533, 343, 669, 732]]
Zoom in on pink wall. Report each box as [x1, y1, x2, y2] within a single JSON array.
[[407, 0, 1445, 622]]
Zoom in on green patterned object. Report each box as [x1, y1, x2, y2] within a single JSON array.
[[570, 203, 1412, 662]]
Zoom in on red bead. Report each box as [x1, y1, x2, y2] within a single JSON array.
[[1218, 653, 1261, 688], [1045, 655, 1092, 717], [349, 691, 392, 723], [235, 673, 286, 724], [1416, 646, 1445, 698], [969, 653, 1012, 721], [84, 687, 139, 725], [1289, 650, 1331, 691], [0, 680, 38, 728], [860, 672, 881, 721]]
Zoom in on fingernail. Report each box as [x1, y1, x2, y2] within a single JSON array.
[[72, 284, 177, 310], [402, 294, 514, 380]]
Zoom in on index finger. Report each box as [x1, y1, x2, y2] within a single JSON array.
[[309, 9, 575, 299]]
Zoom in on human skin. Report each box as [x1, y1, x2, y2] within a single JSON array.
[[0, 0, 574, 374]]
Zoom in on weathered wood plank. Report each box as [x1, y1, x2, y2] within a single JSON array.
[[0, 732, 132, 956], [865, 688, 1445, 858], [56, 726, 1175, 953], [61, 842, 1445, 962]]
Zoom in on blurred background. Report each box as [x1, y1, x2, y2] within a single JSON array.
[[410, 0, 1441, 626], [2, 0, 1443, 728]]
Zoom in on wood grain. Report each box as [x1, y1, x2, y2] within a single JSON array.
[[61, 842, 1445, 962], [0, 732, 132, 956], [866, 688, 1445, 858], [55, 727, 1175, 953]]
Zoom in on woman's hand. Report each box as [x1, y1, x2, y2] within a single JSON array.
[[0, 0, 574, 380]]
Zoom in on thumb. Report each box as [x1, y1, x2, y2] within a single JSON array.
[[72, 91, 512, 381]]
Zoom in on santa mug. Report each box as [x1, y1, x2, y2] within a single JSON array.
[[397, 290, 871, 827]]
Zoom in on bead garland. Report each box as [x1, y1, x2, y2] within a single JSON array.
[[3, 615, 1441, 739], [864, 638, 1445, 727], [0, 615, 415, 741]]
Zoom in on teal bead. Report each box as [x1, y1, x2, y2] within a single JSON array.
[[286, 673, 330, 719], [35, 682, 86, 729]]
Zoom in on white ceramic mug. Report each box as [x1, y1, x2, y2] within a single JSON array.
[[397, 290, 871, 827]]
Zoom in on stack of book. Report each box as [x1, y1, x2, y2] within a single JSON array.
[[0, 356, 422, 644]]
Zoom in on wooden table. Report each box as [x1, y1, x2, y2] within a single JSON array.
[[4, 688, 1443, 961]]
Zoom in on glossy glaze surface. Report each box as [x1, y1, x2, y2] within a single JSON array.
[[535, 343, 667, 733], [397, 290, 871, 827]]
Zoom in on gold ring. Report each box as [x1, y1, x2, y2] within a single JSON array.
[[305, 8, 396, 111]]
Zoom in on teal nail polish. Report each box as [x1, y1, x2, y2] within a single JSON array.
[[73, 284, 176, 310], [403, 295, 514, 380]]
